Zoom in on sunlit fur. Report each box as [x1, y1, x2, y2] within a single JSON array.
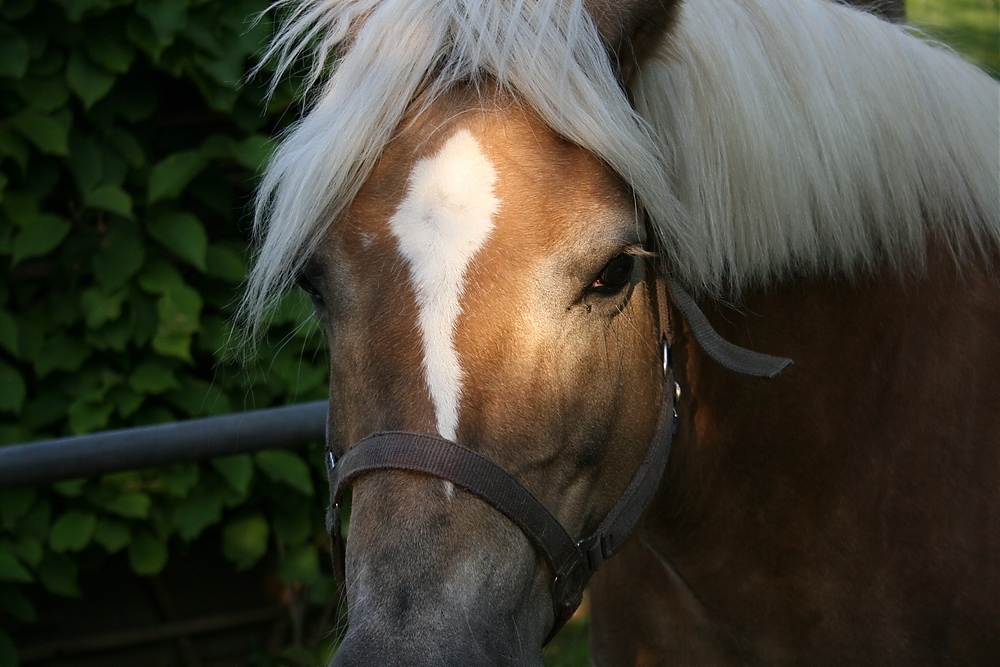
[[243, 0, 686, 334], [243, 0, 999, 331], [634, 0, 1000, 289], [388, 129, 500, 441]]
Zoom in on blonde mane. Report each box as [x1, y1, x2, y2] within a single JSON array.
[[243, 0, 1000, 332], [242, 0, 686, 334], [633, 0, 1000, 290]]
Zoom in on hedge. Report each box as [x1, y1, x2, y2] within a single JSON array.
[[0, 1, 333, 664]]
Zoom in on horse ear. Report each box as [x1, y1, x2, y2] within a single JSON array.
[[584, 0, 682, 85]]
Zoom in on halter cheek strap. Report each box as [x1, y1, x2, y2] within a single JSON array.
[[324, 268, 792, 644], [326, 364, 677, 642]]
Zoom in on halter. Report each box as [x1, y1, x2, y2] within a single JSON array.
[[324, 262, 791, 643]]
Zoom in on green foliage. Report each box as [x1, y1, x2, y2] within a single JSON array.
[[908, 0, 1000, 78], [222, 512, 270, 571], [542, 615, 590, 667], [0, 0, 331, 661], [0, 630, 17, 667]]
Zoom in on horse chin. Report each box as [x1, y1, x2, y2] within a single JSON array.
[[327, 565, 552, 666], [329, 580, 550, 667], [329, 631, 546, 667]]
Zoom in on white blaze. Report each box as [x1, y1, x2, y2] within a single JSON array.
[[388, 130, 499, 441]]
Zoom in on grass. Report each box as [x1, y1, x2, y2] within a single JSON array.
[[542, 615, 591, 667], [908, 0, 1000, 76], [540, 2, 996, 666]]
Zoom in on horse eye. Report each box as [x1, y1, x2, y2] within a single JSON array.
[[297, 273, 324, 306], [591, 253, 635, 293]]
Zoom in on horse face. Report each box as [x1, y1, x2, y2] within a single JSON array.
[[303, 87, 663, 665]]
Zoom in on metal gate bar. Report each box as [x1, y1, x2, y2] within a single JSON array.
[[0, 401, 328, 490]]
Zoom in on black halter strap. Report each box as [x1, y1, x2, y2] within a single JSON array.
[[327, 365, 677, 641], [668, 279, 793, 379], [324, 267, 792, 643]]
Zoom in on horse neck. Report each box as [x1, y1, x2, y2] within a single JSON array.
[[634, 243, 1000, 660], [652, 240, 1000, 560]]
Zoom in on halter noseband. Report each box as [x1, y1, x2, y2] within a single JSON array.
[[324, 263, 791, 643]]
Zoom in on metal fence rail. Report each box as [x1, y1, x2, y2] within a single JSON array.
[[0, 401, 328, 489]]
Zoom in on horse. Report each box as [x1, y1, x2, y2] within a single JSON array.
[[242, 0, 1000, 664]]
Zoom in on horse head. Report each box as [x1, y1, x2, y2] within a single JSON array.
[[303, 85, 667, 664], [240, 2, 696, 660]]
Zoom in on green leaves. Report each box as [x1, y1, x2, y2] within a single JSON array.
[[255, 450, 314, 496], [137, 261, 203, 360], [0, 24, 29, 79], [84, 184, 133, 218], [52, 0, 115, 23], [8, 109, 71, 156], [10, 214, 71, 265], [129, 360, 179, 394], [35, 553, 79, 597], [0, 629, 16, 667], [205, 244, 246, 283], [80, 287, 127, 329], [173, 489, 223, 541], [0, 1, 331, 658], [279, 545, 322, 586], [92, 519, 130, 553], [92, 219, 145, 289], [135, 0, 188, 48], [154, 281, 203, 361], [48, 511, 97, 552], [147, 210, 207, 270], [0, 552, 33, 584], [148, 151, 206, 204], [0, 362, 26, 414], [0, 490, 35, 531], [127, 530, 167, 575], [33, 335, 90, 378], [66, 50, 116, 109], [0, 583, 37, 623], [85, 24, 135, 75], [2, 191, 72, 265], [212, 455, 253, 495], [89, 489, 151, 520], [222, 513, 269, 571], [230, 134, 275, 172]]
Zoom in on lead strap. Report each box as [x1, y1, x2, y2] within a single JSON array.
[[668, 279, 793, 379]]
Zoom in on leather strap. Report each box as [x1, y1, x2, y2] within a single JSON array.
[[323, 263, 791, 644], [327, 366, 676, 642], [328, 431, 577, 585], [669, 279, 793, 379]]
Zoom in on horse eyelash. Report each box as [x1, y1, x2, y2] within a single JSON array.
[[624, 246, 657, 259], [297, 273, 325, 306]]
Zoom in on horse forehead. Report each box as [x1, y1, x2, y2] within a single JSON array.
[[341, 98, 624, 259], [385, 127, 506, 439], [386, 127, 502, 293], [393, 127, 501, 237]]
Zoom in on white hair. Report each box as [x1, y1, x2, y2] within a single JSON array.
[[241, 0, 687, 335], [243, 0, 1000, 332], [633, 0, 1000, 290]]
